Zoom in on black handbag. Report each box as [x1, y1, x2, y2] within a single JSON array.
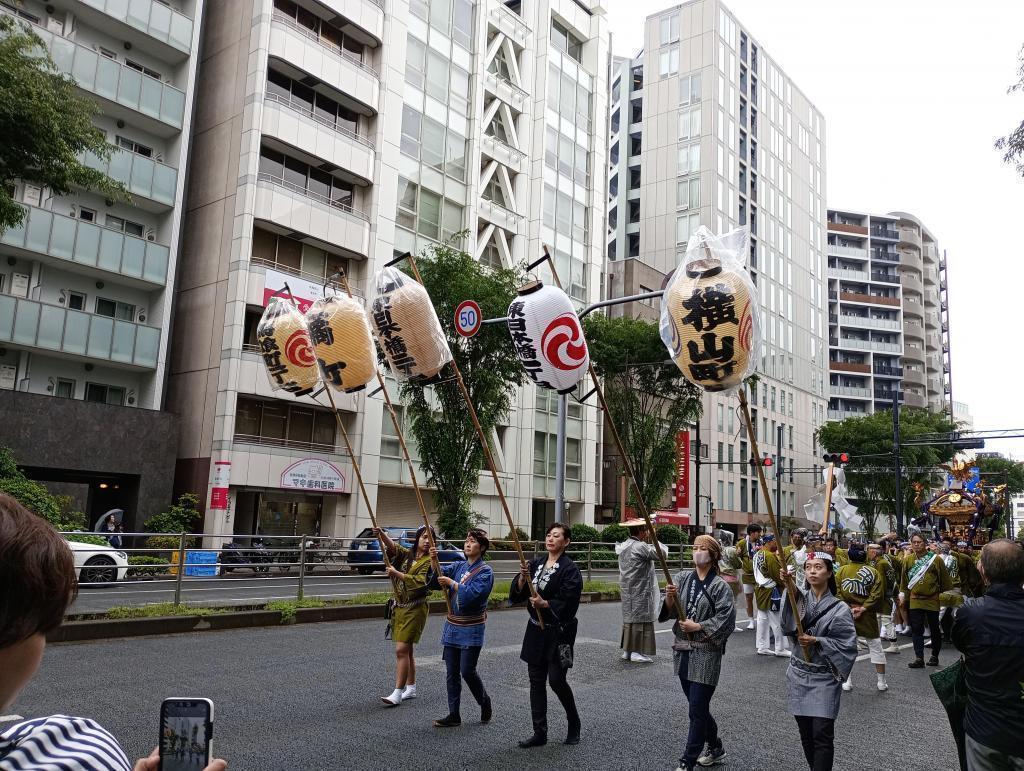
[[383, 598, 396, 640], [556, 617, 577, 669]]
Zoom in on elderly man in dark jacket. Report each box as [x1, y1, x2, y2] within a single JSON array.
[[951, 538, 1024, 770]]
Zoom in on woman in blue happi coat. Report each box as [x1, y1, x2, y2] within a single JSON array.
[[428, 528, 495, 728]]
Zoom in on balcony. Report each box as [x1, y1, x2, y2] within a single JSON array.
[[870, 271, 899, 284], [838, 337, 901, 354], [0, 204, 169, 287], [262, 93, 374, 185], [902, 367, 927, 387], [317, 0, 385, 45], [488, 1, 531, 44], [827, 221, 868, 236], [81, 146, 178, 211], [828, 408, 867, 421], [839, 291, 899, 307], [904, 321, 925, 339], [874, 389, 904, 403], [478, 198, 526, 237], [828, 266, 869, 281], [839, 314, 901, 331], [831, 385, 871, 399], [829, 361, 871, 374], [236, 349, 358, 412], [873, 364, 903, 378], [0, 295, 160, 370], [20, 18, 186, 135], [827, 244, 868, 260], [485, 68, 529, 109], [897, 228, 922, 250], [482, 133, 528, 176], [871, 250, 899, 263], [870, 226, 899, 240], [75, 0, 194, 60]]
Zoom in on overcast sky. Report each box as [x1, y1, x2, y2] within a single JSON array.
[[605, 0, 1024, 457]]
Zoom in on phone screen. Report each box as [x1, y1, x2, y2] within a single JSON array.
[[159, 699, 212, 771]]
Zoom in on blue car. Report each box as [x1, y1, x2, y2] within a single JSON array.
[[347, 527, 465, 574]]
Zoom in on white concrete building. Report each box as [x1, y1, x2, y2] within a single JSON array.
[[605, 0, 829, 534], [168, 0, 610, 540]]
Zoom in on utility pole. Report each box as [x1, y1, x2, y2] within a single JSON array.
[[893, 395, 904, 538], [776, 423, 783, 535], [694, 419, 702, 530]]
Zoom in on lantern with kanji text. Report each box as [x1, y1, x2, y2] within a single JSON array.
[[256, 297, 321, 396], [304, 294, 377, 393], [507, 281, 589, 394]]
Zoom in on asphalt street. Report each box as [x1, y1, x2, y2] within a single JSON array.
[[16, 601, 958, 771]]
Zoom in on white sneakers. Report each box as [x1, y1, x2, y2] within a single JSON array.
[[884, 642, 901, 654], [402, 685, 417, 701], [877, 675, 888, 691], [773, 649, 791, 658], [842, 678, 853, 692], [630, 652, 654, 663], [747, 618, 756, 631], [381, 688, 403, 707]]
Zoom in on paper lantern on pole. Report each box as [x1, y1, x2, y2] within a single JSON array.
[[507, 281, 589, 393], [305, 294, 376, 393], [659, 226, 760, 393], [256, 297, 321, 396], [369, 266, 452, 383]]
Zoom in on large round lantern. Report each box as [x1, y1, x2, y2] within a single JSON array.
[[305, 294, 376, 393], [507, 281, 589, 394], [256, 298, 321, 396], [369, 267, 452, 383], [660, 226, 760, 392]]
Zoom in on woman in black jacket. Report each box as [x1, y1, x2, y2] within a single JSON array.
[[509, 522, 583, 748]]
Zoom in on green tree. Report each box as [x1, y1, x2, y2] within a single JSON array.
[[570, 523, 600, 543], [0, 16, 127, 232], [599, 523, 630, 543], [995, 45, 1024, 177], [0, 446, 85, 530], [398, 240, 525, 539], [144, 493, 201, 533], [585, 314, 703, 512], [972, 455, 1024, 495], [817, 409, 958, 538]]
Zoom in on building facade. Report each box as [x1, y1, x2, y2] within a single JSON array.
[[0, 0, 204, 525], [605, 0, 829, 534], [168, 0, 610, 540]]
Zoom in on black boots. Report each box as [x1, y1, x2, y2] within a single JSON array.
[[565, 714, 581, 745], [433, 714, 461, 728], [480, 696, 492, 724], [908, 658, 925, 669], [927, 655, 940, 667], [518, 733, 547, 748]]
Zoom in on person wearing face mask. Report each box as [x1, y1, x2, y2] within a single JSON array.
[[660, 534, 736, 771]]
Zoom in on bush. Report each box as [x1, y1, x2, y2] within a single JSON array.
[[504, 527, 529, 542], [144, 534, 198, 550], [570, 523, 600, 543], [144, 493, 201, 534], [106, 603, 224, 619], [656, 524, 684, 544], [588, 547, 618, 569], [127, 556, 171, 577], [600, 523, 630, 543]]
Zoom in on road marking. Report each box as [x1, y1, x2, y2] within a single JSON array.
[[0, 715, 24, 723]]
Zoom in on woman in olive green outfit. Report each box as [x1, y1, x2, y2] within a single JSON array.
[[377, 525, 435, 706]]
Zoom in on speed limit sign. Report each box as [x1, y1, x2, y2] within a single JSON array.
[[455, 300, 482, 337]]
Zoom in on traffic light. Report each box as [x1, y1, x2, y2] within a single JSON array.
[[749, 455, 773, 467], [823, 452, 850, 465]]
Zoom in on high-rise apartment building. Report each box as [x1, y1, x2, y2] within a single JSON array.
[[0, 0, 204, 525], [825, 209, 904, 420], [168, 0, 609, 540], [606, 0, 829, 534]]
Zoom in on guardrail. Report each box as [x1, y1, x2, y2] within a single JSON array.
[[61, 531, 694, 612]]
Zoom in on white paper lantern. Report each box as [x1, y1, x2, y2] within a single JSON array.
[[304, 295, 377, 394], [256, 298, 321, 396], [507, 282, 589, 393]]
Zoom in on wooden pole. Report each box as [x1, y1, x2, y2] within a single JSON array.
[[399, 254, 544, 625], [737, 387, 810, 660], [818, 463, 836, 536], [332, 273, 451, 613]]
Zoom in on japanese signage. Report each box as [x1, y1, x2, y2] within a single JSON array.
[[209, 461, 231, 511], [279, 458, 348, 493], [507, 282, 589, 393], [256, 298, 320, 396], [262, 269, 321, 313], [305, 295, 376, 393], [369, 267, 451, 383], [674, 429, 690, 511]]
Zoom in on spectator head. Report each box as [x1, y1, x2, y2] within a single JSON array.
[[0, 493, 78, 711], [822, 537, 837, 556], [979, 539, 1024, 586], [848, 543, 867, 563], [746, 523, 763, 537], [465, 528, 490, 557], [544, 522, 572, 556]]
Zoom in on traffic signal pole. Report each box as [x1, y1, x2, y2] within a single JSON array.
[[776, 424, 783, 535], [893, 395, 904, 539]]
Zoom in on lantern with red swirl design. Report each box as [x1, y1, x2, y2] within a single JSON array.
[[507, 281, 589, 393], [256, 298, 321, 396]]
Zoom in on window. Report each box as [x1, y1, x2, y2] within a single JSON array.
[[115, 136, 153, 157], [676, 213, 699, 244], [106, 215, 145, 238], [95, 298, 136, 321], [678, 106, 701, 141], [551, 19, 583, 63], [728, 482, 735, 510], [660, 14, 679, 44], [66, 291, 86, 311], [394, 177, 463, 243], [717, 481, 724, 509], [124, 59, 162, 80], [677, 177, 699, 210], [716, 403, 724, 431], [235, 396, 336, 446], [258, 146, 355, 208], [405, 35, 426, 89], [678, 143, 700, 175], [659, 48, 679, 78], [85, 383, 126, 406], [679, 72, 701, 106], [77, 207, 97, 223], [398, 106, 467, 182]]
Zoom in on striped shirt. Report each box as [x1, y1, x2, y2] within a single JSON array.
[[0, 715, 131, 770]]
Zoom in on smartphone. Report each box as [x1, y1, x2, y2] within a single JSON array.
[[159, 698, 213, 771]]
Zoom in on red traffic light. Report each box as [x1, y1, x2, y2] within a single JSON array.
[[839, 452, 849, 463], [823, 452, 850, 464], [763, 457, 773, 467]]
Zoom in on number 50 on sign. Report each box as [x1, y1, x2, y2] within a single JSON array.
[[455, 300, 481, 337]]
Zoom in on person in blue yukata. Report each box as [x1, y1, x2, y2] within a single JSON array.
[[428, 527, 495, 728]]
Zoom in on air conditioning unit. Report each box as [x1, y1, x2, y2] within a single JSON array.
[[137, 309, 147, 323], [145, 227, 156, 241]]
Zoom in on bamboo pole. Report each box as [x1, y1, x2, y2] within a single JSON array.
[[737, 387, 810, 661], [818, 463, 836, 536], [331, 272, 451, 614], [397, 253, 544, 625]]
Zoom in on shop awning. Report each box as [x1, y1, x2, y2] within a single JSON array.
[[652, 510, 690, 527]]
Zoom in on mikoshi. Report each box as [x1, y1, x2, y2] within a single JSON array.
[[506, 281, 590, 394], [256, 297, 321, 396]]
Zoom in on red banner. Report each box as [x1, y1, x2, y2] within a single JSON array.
[[674, 430, 690, 512]]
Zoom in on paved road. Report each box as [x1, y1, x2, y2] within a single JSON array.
[[18, 601, 957, 770]]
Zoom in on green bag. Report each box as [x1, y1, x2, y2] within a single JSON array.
[[929, 658, 967, 771]]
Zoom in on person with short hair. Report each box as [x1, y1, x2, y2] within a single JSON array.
[[821, 537, 849, 567], [0, 494, 226, 771], [616, 518, 666, 663], [835, 544, 888, 692], [785, 528, 810, 590], [951, 539, 1024, 770], [900, 532, 953, 669], [737, 524, 763, 631], [510, 522, 583, 748], [867, 541, 901, 653], [429, 528, 494, 728], [753, 534, 789, 657]]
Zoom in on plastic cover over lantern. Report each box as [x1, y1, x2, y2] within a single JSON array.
[[305, 294, 377, 393], [368, 266, 452, 383], [659, 226, 760, 393], [256, 297, 321, 396], [507, 281, 590, 394]]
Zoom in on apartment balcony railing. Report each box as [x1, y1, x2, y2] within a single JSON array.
[[839, 291, 900, 307], [0, 204, 169, 286], [829, 361, 871, 374], [831, 385, 871, 399], [264, 91, 374, 149], [874, 389, 904, 402], [271, 12, 379, 78], [827, 244, 868, 259], [827, 221, 868, 236], [839, 337, 902, 354], [0, 295, 160, 369], [839, 314, 901, 331], [870, 250, 899, 263], [81, 145, 178, 208], [870, 271, 899, 284], [77, 0, 193, 55], [898, 228, 922, 250], [873, 364, 903, 377], [256, 172, 369, 222], [828, 408, 867, 421], [870, 227, 899, 240], [249, 257, 365, 299], [828, 266, 869, 281]]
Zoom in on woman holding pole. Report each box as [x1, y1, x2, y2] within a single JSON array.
[[780, 551, 858, 771], [510, 522, 583, 748], [376, 525, 435, 706]]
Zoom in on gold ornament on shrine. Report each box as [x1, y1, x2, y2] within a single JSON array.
[[256, 297, 321, 396], [369, 266, 452, 383], [304, 294, 377, 393], [660, 226, 760, 393]]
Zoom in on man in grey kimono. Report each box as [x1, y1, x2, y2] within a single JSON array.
[[616, 519, 666, 663]]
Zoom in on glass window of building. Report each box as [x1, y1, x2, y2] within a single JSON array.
[[551, 19, 583, 63]]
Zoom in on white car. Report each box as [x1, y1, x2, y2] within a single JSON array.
[[66, 539, 129, 584]]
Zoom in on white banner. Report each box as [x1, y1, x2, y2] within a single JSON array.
[[262, 269, 324, 313]]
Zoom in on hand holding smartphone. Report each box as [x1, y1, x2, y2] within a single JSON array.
[[158, 698, 214, 771]]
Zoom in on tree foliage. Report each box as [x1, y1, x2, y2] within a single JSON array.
[[0, 16, 128, 232], [599, 523, 630, 543], [143, 493, 201, 533], [971, 454, 1024, 496], [995, 45, 1024, 177], [0, 446, 86, 530], [817, 409, 958, 538], [398, 240, 526, 539], [585, 314, 703, 512]]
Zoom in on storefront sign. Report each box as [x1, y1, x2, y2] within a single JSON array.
[[11, 273, 29, 298], [262, 269, 323, 313], [673, 429, 690, 512], [209, 461, 231, 510], [0, 364, 16, 391], [279, 458, 348, 493]]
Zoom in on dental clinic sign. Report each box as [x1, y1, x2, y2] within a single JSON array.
[[279, 459, 348, 493]]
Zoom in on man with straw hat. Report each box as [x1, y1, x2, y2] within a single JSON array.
[[616, 518, 666, 663]]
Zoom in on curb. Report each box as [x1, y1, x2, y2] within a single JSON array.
[[50, 592, 621, 644]]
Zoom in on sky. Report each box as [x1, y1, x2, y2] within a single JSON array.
[[604, 0, 1024, 458]]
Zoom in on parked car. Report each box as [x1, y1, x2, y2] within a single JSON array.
[[346, 527, 465, 574], [66, 539, 129, 584]]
